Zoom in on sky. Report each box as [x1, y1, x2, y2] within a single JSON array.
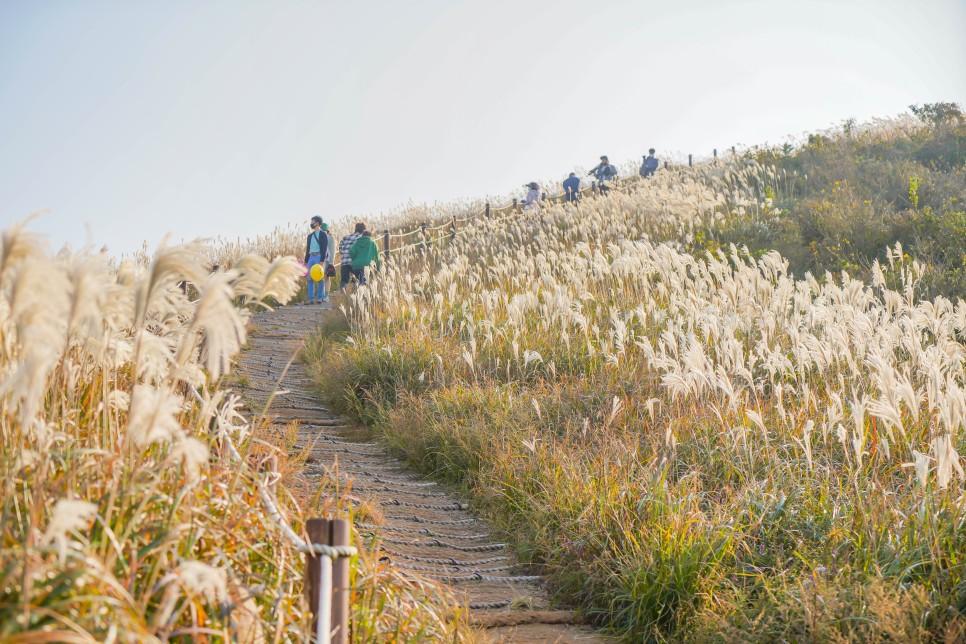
[[1, 0, 964, 255]]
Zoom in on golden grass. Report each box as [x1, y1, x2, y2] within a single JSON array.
[[0, 222, 470, 641], [313, 119, 966, 640]]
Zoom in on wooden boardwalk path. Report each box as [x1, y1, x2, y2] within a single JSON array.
[[233, 303, 609, 642]]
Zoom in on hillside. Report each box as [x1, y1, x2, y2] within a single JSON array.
[[3, 106, 964, 642], [312, 108, 966, 641]]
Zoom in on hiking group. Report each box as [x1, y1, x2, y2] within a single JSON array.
[[302, 217, 381, 304], [303, 149, 659, 300], [523, 148, 660, 208]]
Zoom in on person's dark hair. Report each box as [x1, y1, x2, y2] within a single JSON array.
[[354, 222, 366, 233], [311, 215, 322, 226], [648, 148, 656, 155], [569, 172, 576, 177], [362, 230, 372, 237], [600, 155, 608, 161]]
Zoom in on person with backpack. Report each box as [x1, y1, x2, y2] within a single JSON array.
[[640, 149, 659, 178], [349, 230, 381, 286], [562, 172, 581, 203], [588, 155, 617, 193], [304, 215, 329, 304], [338, 222, 365, 292]]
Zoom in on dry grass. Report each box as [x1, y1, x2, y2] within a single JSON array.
[[312, 118, 966, 640], [0, 222, 470, 641]]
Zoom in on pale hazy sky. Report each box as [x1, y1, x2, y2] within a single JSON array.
[[1, 0, 964, 254]]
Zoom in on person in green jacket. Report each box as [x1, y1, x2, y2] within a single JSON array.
[[348, 230, 381, 286]]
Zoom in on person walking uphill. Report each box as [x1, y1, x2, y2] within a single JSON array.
[[588, 156, 617, 193], [349, 230, 381, 287], [563, 172, 581, 203], [338, 223, 365, 292], [304, 216, 329, 304]]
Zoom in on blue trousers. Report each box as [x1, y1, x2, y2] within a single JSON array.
[[307, 253, 323, 300]]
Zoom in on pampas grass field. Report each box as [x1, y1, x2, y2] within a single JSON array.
[[0, 222, 470, 641], [3, 109, 964, 642], [314, 114, 966, 641]]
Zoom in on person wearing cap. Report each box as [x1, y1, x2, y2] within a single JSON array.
[[588, 156, 618, 193], [304, 216, 329, 304], [562, 172, 581, 203], [640, 148, 659, 178], [523, 182, 542, 209]]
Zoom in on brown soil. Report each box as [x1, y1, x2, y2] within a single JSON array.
[[234, 302, 613, 642]]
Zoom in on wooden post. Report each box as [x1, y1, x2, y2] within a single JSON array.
[[664, 160, 668, 169], [450, 216, 456, 240], [713, 149, 718, 164], [330, 519, 350, 644], [305, 518, 350, 644], [420, 222, 427, 248], [383, 231, 390, 255], [305, 519, 329, 641], [688, 154, 693, 167], [485, 202, 491, 218], [512, 198, 519, 212]]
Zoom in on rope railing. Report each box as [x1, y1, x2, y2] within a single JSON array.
[[388, 228, 422, 240], [326, 151, 723, 278], [376, 172, 644, 256], [187, 385, 356, 644]]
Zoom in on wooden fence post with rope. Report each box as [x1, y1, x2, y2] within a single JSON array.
[[305, 518, 352, 644]]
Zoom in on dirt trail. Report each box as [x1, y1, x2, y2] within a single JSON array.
[[234, 303, 610, 643]]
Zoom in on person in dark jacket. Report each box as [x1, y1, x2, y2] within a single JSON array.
[[588, 156, 617, 193], [304, 216, 328, 304], [640, 149, 659, 178], [562, 172, 581, 203], [348, 230, 381, 286], [338, 222, 365, 291]]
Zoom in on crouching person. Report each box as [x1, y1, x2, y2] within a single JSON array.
[[348, 230, 381, 286]]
